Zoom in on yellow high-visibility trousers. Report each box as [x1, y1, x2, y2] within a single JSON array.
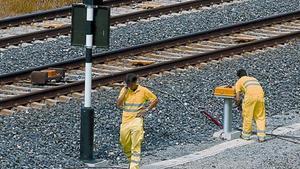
[[120, 118, 144, 169], [242, 96, 266, 139]]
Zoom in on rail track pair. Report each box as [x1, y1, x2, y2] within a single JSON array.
[[0, 10, 299, 113], [0, 0, 233, 48]]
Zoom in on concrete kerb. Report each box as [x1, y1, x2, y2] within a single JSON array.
[[213, 130, 241, 140], [141, 122, 300, 169], [84, 159, 109, 168]]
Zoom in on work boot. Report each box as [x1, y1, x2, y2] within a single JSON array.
[[258, 137, 265, 143], [240, 134, 251, 141]]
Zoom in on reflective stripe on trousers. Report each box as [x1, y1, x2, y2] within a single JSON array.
[[120, 118, 144, 169]]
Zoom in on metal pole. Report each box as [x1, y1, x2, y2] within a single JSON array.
[[80, 0, 95, 161], [223, 98, 233, 134]]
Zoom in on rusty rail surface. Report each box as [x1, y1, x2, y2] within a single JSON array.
[[0, 0, 233, 48], [0, 0, 145, 29], [0, 11, 299, 109], [1, 31, 299, 109], [1, 10, 299, 84]]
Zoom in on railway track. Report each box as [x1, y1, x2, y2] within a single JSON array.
[[0, 0, 148, 29], [0, 0, 235, 48], [0, 10, 299, 114]]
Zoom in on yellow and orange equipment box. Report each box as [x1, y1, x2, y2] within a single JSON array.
[[214, 86, 236, 97]]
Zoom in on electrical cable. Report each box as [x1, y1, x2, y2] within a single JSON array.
[[146, 86, 191, 113], [146, 86, 212, 127], [233, 106, 300, 143], [234, 127, 300, 144], [273, 137, 300, 144], [145, 85, 300, 143]]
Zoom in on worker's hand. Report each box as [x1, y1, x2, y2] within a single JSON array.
[[235, 100, 241, 106], [238, 105, 242, 111], [136, 107, 148, 118], [235, 100, 242, 111], [234, 97, 238, 103], [234, 97, 239, 103], [122, 86, 129, 95]]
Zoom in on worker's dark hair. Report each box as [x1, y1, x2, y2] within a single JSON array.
[[237, 69, 247, 78], [125, 73, 138, 84]]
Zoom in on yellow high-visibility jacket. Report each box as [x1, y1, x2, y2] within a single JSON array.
[[118, 85, 157, 123], [235, 76, 264, 98]]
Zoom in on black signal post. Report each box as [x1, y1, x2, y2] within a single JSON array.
[[79, 0, 103, 162], [71, 0, 109, 162]]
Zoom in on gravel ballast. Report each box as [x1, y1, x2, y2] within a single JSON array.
[[0, 0, 299, 74], [1, 38, 299, 168]]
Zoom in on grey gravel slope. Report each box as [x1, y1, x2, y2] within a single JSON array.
[[0, 0, 299, 74], [170, 130, 300, 169], [0, 39, 299, 168]]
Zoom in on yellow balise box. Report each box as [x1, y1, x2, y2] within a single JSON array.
[[214, 86, 236, 97]]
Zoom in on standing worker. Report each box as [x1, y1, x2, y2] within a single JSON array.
[[117, 73, 158, 169], [234, 69, 266, 142]]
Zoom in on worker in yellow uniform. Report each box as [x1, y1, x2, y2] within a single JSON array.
[[234, 69, 266, 142], [117, 73, 158, 169]]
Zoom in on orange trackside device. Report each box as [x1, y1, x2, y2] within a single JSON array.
[[31, 68, 65, 85], [214, 86, 236, 97], [41, 69, 57, 78]]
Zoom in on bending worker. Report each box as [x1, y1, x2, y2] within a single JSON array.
[[117, 73, 158, 169], [234, 69, 266, 142]]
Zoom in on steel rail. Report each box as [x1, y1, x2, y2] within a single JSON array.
[[0, 31, 299, 109], [0, 0, 233, 48], [0, 0, 145, 29], [1, 10, 299, 84]]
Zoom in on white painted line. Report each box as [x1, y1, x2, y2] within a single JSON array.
[[142, 123, 300, 169]]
